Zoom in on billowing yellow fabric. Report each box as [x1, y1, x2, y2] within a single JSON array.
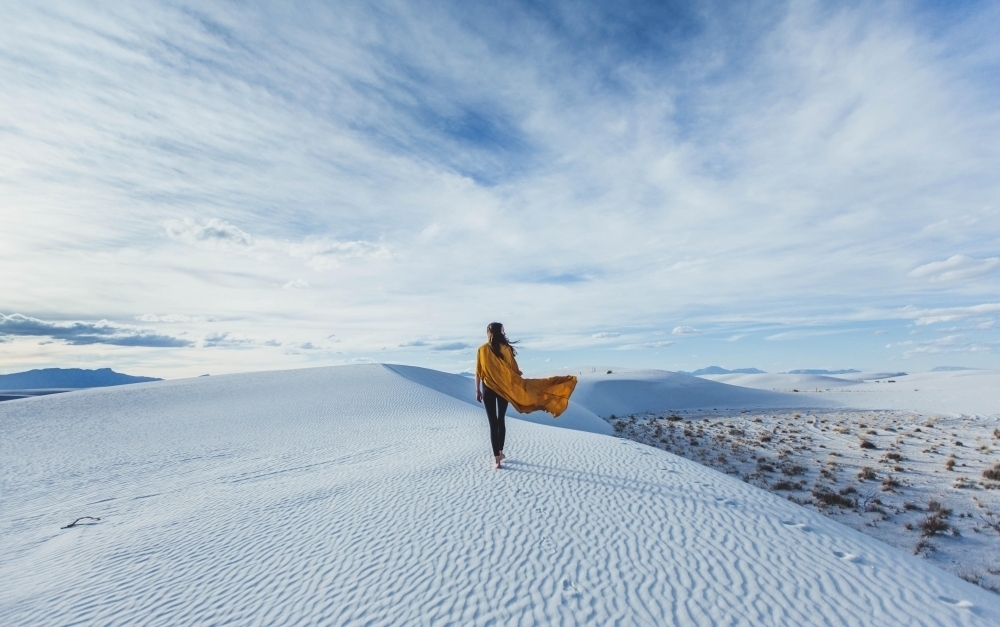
[[476, 343, 577, 418]]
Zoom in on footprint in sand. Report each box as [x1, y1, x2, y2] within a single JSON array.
[[539, 536, 557, 554], [561, 578, 582, 599], [714, 496, 739, 507], [832, 550, 861, 563], [781, 520, 812, 532], [938, 596, 974, 609]]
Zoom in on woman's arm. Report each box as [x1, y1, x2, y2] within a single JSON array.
[[475, 348, 484, 402]]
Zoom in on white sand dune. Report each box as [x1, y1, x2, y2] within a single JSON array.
[[2, 364, 998, 625], [386, 364, 613, 435], [702, 372, 865, 390], [702, 369, 1000, 415], [562, 368, 839, 416]]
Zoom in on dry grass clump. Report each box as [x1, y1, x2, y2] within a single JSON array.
[[812, 488, 856, 509], [859, 439, 877, 450], [857, 467, 877, 481], [945, 457, 956, 471], [772, 480, 803, 491], [881, 475, 901, 492], [983, 464, 1000, 482]]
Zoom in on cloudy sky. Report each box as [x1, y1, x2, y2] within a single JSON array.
[[2, 0, 999, 378]]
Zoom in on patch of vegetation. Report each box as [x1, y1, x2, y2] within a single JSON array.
[[857, 467, 877, 481], [782, 465, 807, 476], [811, 489, 856, 509], [919, 511, 952, 537], [859, 439, 877, 450], [983, 464, 1000, 481], [666, 414, 682, 422], [772, 480, 804, 491], [881, 475, 901, 492], [945, 457, 955, 471]]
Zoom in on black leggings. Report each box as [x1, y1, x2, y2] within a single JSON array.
[[482, 385, 508, 456]]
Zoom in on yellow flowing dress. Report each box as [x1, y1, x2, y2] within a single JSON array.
[[476, 343, 578, 418]]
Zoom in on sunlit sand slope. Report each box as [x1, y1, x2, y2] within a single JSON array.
[[1, 365, 996, 625]]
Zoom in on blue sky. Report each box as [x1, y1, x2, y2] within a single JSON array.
[[1, 0, 999, 378]]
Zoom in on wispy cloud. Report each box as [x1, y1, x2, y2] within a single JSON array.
[[1, 1, 998, 375], [620, 340, 675, 350], [672, 326, 700, 336], [430, 342, 471, 352], [1, 314, 192, 348], [165, 218, 390, 270], [910, 255, 1000, 282]]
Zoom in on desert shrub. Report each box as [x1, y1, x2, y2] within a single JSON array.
[[757, 461, 776, 473], [994, 428, 1000, 439], [612, 421, 626, 434], [858, 467, 877, 481], [859, 439, 877, 450], [903, 502, 922, 511], [838, 485, 857, 495], [667, 414, 682, 422], [913, 539, 935, 555], [782, 465, 807, 476], [883, 452, 903, 462], [881, 475, 901, 491], [983, 464, 1000, 481], [927, 500, 951, 515], [772, 480, 797, 491], [811, 489, 856, 508], [919, 512, 951, 537], [945, 457, 956, 471]]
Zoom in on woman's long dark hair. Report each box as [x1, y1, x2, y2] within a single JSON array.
[[487, 322, 517, 358]]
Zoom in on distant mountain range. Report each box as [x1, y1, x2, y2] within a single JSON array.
[[0, 368, 161, 390], [784, 369, 860, 375], [684, 366, 766, 375], [685, 367, 870, 376]]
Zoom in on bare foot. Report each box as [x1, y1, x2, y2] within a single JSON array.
[[498, 451, 506, 462], [494, 455, 502, 469]]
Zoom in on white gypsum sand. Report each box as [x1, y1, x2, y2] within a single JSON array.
[[1, 364, 998, 625], [602, 369, 1000, 594]]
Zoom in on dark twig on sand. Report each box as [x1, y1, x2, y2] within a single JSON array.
[[62, 516, 101, 529]]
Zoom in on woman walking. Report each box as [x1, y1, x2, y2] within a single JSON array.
[[475, 323, 578, 469]]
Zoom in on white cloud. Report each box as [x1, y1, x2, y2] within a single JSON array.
[[1, 313, 191, 347], [2, 1, 999, 375], [672, 326, 700, 336], [908, 303, 1000, 325], [165, 218, 255, 248], [620, 340, 675, 349], [165, 218, 389, 271], [199, 332, 257, 349], [887, 334, 993, 358], [289, 239, 391, 270], [592, 332, 620, 339], [430, 342, 471, 352], [137, 314, 217, 323], [282, 279, 310, 290], [909, 255, 1000, 282]]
